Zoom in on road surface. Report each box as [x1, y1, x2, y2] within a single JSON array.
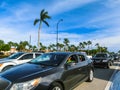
[[74, 62, 120, 90]]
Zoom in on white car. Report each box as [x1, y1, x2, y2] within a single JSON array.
[[87, 55, 92, 59], [0, 52, 42, 72]]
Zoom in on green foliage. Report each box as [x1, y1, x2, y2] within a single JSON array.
[[0, 38, 116, 55], [2, 44, 10, 51]]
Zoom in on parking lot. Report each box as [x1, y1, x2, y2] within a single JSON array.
[[74, 62, 120, 90]]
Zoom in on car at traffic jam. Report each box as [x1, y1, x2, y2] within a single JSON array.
[[0, 52, 42, 72], [0, 52, 94, 90], [92, 53, 113, 68]]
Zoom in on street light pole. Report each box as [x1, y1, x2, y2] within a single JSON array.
[[56, 19, 63, 51]]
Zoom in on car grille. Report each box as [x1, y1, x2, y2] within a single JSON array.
[[0, 77, 11, 90], [94, 59, 103, 63]]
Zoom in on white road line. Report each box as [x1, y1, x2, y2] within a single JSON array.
[[104, 63, 119, 90]]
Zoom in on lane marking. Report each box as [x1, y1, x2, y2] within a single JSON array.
[[104, 63, 119, 90]]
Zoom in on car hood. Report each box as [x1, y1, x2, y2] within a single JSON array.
[[0, 63, 56, 82], [0, 58, 15, 63]]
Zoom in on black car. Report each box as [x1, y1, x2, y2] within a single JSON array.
[[92, 53, 113, 68], [0, 52, 94, 90], [113, 54, 120, 61]]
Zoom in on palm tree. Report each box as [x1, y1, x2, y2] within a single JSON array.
[[34, 9, 51, 51], [79, 42, 84, 51], [59, 43, 64, 51], [17, 41, 29, 51], [63, 38, 70, 51], [83, 41, 87, 50], [87, 40, 92, 55]]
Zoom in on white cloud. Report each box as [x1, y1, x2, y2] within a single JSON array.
[[104, 0, 120, 8], [0, 0, 120, 52], [48, 0, 97, 15]]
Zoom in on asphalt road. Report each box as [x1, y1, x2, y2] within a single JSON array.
[[73, 62, 120, 90]]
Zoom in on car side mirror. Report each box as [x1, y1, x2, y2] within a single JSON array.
[[64, 62, 76, 70]]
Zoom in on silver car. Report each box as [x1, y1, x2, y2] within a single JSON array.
[[0, 52, 42, 72]]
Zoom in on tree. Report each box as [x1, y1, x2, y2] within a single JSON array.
[[69, 44, 77, 52], [79, 42, 84, 51], [87, 40, 92, 55], [8, 41, 14, 47], [0, 40, 4, 46], [59, 43, 64, 51], [17, 41, 29, 51], [83, 41, 87, 50], [39, 43, 46, 51], [63, 38, 70, 51], [34, 9, 51, 51], [2, 44, 10, 51], [0, 40, 4, 51], [118, 50, 120, 54]]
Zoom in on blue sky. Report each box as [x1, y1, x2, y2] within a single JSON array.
[[0, 0, 120, 52]]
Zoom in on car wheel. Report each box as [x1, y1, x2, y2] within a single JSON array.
[[2, 66, 13, 72], [87, 69, 93, 82], [110, 61, 113, 66], [49, 82, 63, 90]]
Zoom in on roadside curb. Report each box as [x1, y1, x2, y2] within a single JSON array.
[[104, 64, 119, 90]]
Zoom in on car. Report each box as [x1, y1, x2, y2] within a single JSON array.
[[87, 55, 92, 59], [92, 52, 113, 68], [0, 52, 42, 72], [113, 54, 120, 61], [0, 52, 94, 90]]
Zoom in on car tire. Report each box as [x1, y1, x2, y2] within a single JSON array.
[[2, 66, 13, 72], [110, 61, 113, 66], [87, 69, 94, 82], [49, 82, 63, 90]]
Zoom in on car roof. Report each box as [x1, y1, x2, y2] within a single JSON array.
[[45, 52, 86, 56]]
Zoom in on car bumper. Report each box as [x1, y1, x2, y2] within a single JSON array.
[[93, 62, 108, 67]]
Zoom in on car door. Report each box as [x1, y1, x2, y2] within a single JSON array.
[[62, 54, 81, 88], [17, 53, 34, 64], [76, 54, 88, 83]]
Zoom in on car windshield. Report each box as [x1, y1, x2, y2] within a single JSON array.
[[29, 53, 67, 66], [95, 54, 107, 58], [7, 52, 24, 59]]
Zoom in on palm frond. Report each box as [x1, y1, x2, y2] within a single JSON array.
[[43, 20, 49, 27], [45, 15, 51, 19], [41, 15, 51, 20], [43, 11, 48, 15], [34, 19, 40, 25], [40, 9, 45, 17]]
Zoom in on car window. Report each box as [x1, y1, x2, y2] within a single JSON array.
[[19, 54, 33, 60], [78, 55, 85, 62], [30, 53, 67, 66], [8, 52, 24, 59], [35, 53, 41, 58], [66, 55, 78, 64]]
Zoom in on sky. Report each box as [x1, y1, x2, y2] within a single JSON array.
[[0, 0, 120, 52]]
